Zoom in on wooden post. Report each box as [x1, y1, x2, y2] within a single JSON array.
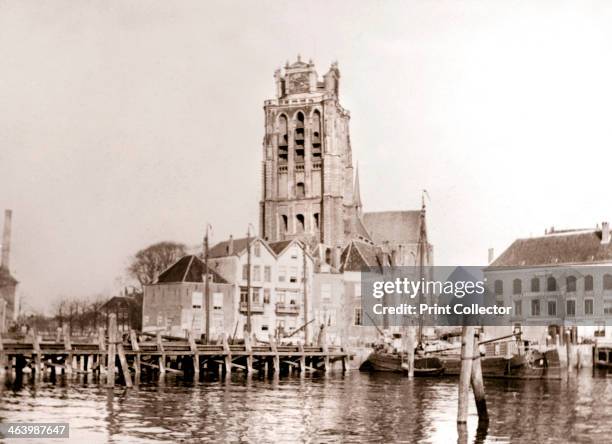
[[32, 330, 42, 377], [130, 330, 141, 377], [222, 333, 232, 376], [471, 330, 488, 422], [244, 333, 254, 373], [318, 324, 330, 372], [406, 325, 415, 378], [188, 330, 199, 377], [565, 330, 572, 369], [156, 332, 166, 374], [56, 327, 62, 343], [269, 334, 279, 374], [457, 326, 475, 424], [107, 314, 117, 385], [98, 327, 107, 374], [62, 323, 72, 376], [298, 341, 306, 375], [116, 327, 133, 387]]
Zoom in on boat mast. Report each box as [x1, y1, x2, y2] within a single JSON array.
[[417, 190, 428, 346]]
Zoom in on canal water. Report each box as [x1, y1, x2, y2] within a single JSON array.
[[0, 370, 610, 443]]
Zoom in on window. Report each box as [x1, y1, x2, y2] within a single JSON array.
[[254, 243, 261, 257], [354, 307, 363, 326], [312, 110, 322, 158], [585, 299, 594, 316], [242, 264, 249, 280], [261, 325, 269, 331], [240, 288, 248, 303], [325, 248, 332, 265], [595, 322, 606, 337], [604, 300, 612, 315], [296, 182, 305, 198], [531, 299, 541, 316], [252, 289, 261, 304], [566, 276, 576, 292], [531, 277, 540, 292], [585, 275, 594, 292], [264, 266, 271, 282], [605, 274, 612, 291], [277, 291, 286, 304], [253, 265, 261, 282], [278, 266, 286, 282], [263, 289, 271, 304], [281, 215, 288, 234], [291, 247, 298, 259], [213, 292, 223, 310], [294, 112, 305, 162], [547, 300, 556, 316], [547, 277, 557, 292], [289, 266, 298, 283], [513, 279, 522, 295], [296, 214, 305, 233], [278, 115, 288, 164], [514, 300, 522, 316], [314, 213, 320, 230], [566, 300, 576, 317], [321, 284, 331, 303], [494, 280, 503, 296]]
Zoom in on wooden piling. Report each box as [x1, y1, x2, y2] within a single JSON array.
[[107, 315, 117, 385], [114, 323, 132, 387], [457, 326, 475, 424], [98, 327, 107, 374], [188, 330, 199, 377], [471, 330, 488, 422], [156, 332, 166, 374], [130, 330, 141, 376], [269, 334, 280, 374], [244, 334, 254, 373], [62, 323, 72, 376], [222, 333, 231, 376], [32, 330, 42, 377], [565, 330, 572, 369], [298, 341, 306, 375]]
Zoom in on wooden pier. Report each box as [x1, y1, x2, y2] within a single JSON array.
[[0, 316, 350, 386]]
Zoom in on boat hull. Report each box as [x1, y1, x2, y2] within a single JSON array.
[[360, 352, 444, 376]]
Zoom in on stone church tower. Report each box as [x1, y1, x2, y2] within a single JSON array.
[[259, 57, 365, 263]]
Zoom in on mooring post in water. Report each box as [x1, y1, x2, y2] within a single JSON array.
[[30, 329, 42, 378], [98, 327, 107, 374], [222, 333, 231, 376], [406, 325, 415, 378], [457, 325, 475, 424], [298, 341, 306, 376], [62, 323, 72, 376], [244, 333, 254, 373], [565, 330, 572, 369], [187, 330, 199, 377], [130, 330, 141, 377], [471, 329, 488, 422], [269, 334, 279, 375], [107, 314, 117, 385], [156, 331, 166, 375]]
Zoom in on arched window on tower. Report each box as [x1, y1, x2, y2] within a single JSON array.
[[278, 115, 288, 164], [294, 112, 305, 163], [296, 214, 305, 233], [280, 215, 288, 235], [313, 213, 320, 230], [296, 182, 305, 198], [312, 110, 322, 159]]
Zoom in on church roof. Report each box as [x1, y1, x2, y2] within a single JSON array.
[[490, 229, 612, 268], [362, 211, 422, 245], [156, 255, 228, 284], [0, 266, 17, 286], [340, 240, 389, 273]]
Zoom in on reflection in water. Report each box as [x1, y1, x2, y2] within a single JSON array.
[[0, 369, 611, 443]]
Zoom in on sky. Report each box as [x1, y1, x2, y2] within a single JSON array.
[[1, 0, 612, 313]]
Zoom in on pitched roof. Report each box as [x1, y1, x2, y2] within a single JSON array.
[[268, 240, 293, 255], [362, 211, 422, 245], [340, 240, 389, 272], [0, 266, 17, 286], [157, 255, 228, 284], [490, 230, 612, 268], [209, 237, 251, 258]]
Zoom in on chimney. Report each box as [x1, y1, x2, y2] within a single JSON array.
[[1, 209, 11, 269], [602, 222, 610, 245], [228, 235, 234, 255], [488, 248, 495, 264]]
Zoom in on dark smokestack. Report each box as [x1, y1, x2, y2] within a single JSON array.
[[1, 209, 12, 269]]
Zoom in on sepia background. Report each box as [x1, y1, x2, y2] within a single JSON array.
[[1, 0, 611, 312]]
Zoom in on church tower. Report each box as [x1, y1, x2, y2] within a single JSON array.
[[259, 57, 363, 260]]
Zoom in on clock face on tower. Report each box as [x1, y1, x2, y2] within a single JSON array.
[[287, 73, 309, 94]]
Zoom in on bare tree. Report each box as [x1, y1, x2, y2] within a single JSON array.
[[127, 241, 186, 289]]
